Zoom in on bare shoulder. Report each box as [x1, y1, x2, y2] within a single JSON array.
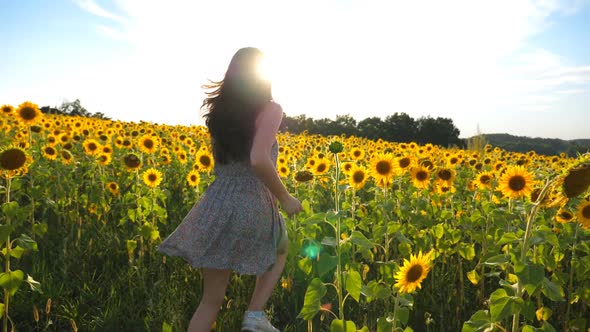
[[256, 101, 283, 126]]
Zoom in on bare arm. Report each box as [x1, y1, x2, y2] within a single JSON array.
[[250, 103, 302, 216]]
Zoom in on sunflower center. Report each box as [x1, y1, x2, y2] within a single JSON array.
[[353, 171, 365, 183], [190, 175, 197, 181], [124, 154, 141, 168], [438, 170, 452, 180], [0, 148, 27, 170], [450, 157, 458, 164], [317, 164, 327, 173], [148, 174, 157, 182], [583, 205, 590, 219], [45, 147, 56, 155], [354, 151, 361, 157], [480, 175, 491, 184], [19, 107, 37, 120], [376, 161, 391, 175], [508, 175, 526, 191], [416, 171, 428, 181], [144, 139, 154, 149], [88, 143, 97, 151], [200, 155, 211, 167], [406, 264, 424, 283], [559, 211, 572, 219], [398, 158, 410, 169]]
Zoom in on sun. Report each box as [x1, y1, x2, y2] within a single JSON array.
[[256, 53, 273, 82]]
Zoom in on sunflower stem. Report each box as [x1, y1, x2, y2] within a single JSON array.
[[564, 222, 579, 330], [511, 178, 553, 332], [3, 176, 12, 332]]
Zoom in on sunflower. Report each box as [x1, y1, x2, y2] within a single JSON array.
[[410, 166, 431, 190], [312, 158, 330, 176], [473, 171, 494, 190], [295, 170, 314, 183], [348, 164, 368, 190], [341, 161, 354, 175], [186, 170, 200, 187], [0, 146, 30, 175], [15, 101, 42, 126], [498, 166, 535, 199], [555, 208, 574, 224], [370, 153, 396, 184], [138, 135, 159, 154], [435, 167, 455, 185], [577, 201, 590, 228], [123, 153, 142, 171], [435, 183, 456, 195], [395, 155, 414, 175], [1, 104, 14, 117], [96, 153, 112, 166], [195, 150, 214, 173], [41, 145, 58, 160], [142, 168, 163, 188], [60, 150, 74, 165], [277, 164, 290, 178], [175, 151, 188, 164], [394, 250, 433, 294], [350, 147, 365, 161], [82, 139, 101, 156], [563, 163, 590, 198], [106, 181, 120, 196]]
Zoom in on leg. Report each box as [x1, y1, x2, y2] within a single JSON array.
[[188, 268, 231, 332], [247, 241, 288, 311]]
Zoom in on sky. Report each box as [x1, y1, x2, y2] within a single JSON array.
[[1, 0, 589, 140]]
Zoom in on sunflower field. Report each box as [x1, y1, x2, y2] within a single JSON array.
[[1, 101, 590, 332]]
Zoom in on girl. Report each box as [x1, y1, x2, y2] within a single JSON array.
[[157, 47, 302, 332]]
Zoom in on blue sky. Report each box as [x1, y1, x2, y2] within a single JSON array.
[[1, 0, 589, 140]]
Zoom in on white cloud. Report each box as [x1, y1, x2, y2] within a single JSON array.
[[70, 0, 590, 137]]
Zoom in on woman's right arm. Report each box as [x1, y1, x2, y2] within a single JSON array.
[[250, 103, 302, 216]]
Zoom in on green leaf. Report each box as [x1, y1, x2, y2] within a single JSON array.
[[162, 321, 172, 332], [321, 236, 337, 247], [349, 231, 374, 250], [1, 201, 19, 219], [0, 270, 24, 296], [377, 317, 393, 332], [297, 278, 326, 320], [514, 263, 544, 291], [318, 255, 338, 277], [345, 269, 362, 302], [32, 223, 48, 236], [394, 307, 410, 326], [330, 319, 356, 332], [458, 243, 476, 261], [297, 257, 313, 275], [462, 310, 494, 332], [0, 303, 4, 319], [15, 234, 38, 251], [541, 278, 565, 301], [497, 232, 520, 245], [361, 281, 392, 302], [489, 288, 523, 322], [484, 254, 509, 266], [0, 225, 14, 246], [304, 213, 326, 225], [432, 223, 444, 240], [302, 199, 311, 215]]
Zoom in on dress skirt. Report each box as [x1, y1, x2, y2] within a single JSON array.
[[157, 142, 287, 276]]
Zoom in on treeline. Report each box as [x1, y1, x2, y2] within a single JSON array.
[[40, 99, 110, 120], [279, 113, 463, 148], [484, 133, 590, 157]]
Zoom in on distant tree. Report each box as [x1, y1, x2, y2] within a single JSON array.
[[357, 117, 386, 140], [383, 112, 417, 143], [333, 114, 357, 137], [416, 116, 462, 147]]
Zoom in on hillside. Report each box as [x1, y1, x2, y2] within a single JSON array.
[[474, 133, 590, 156]]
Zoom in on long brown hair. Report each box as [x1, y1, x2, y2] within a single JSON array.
[[201, 47, 272, 164]]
